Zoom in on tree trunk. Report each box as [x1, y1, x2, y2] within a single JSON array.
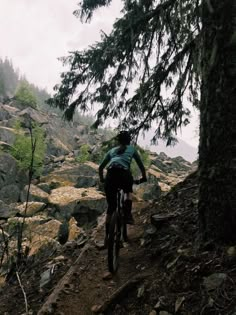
[[198, 0, 236, 242]]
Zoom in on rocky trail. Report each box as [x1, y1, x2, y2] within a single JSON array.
[[38, 201, 150, 315], [2, 171, 236, 315], [38, 172, 236, 315]]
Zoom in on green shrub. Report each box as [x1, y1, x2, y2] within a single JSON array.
[[131, 145, 151, 178], [76, 144, 90, 163], [11, 121, 46, 177]]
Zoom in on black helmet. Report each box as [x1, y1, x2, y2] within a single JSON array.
[[116, 130, 131, 145]]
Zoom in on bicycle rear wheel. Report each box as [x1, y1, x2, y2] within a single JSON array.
[[122, 217, 128, 242], [108, 211, 121, 273]]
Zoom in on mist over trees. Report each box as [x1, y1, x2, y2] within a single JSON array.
[[0, 58, 19, 100], [0, 58, 50, 110], [0, 58, 97, 126]]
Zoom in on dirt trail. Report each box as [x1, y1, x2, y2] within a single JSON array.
[[38, 201, 151, 315]]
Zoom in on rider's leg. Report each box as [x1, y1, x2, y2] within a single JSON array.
[[104, 170, 117, 246], [124, 195, 134, 224], [123, 174, 134, 225], [122, 170, 134, 224]]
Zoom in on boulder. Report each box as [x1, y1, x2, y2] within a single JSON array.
[[42, 161, 99, 186], [0, 105, 11, 121], [53, 155, 65, 163], [46, 136, 70, 156], [68, 217, 83, 241], [7, 215, 50, 237], [33, 219, 62, 240], [158, 182, 171, 192], [135, 183, 161, 201], [15, 201, 47, 217], [0, 126, 16, 145], [0, 153, 17, 189], [18, 107, 49, 125], [75, 176, 97, 188], [0, 104, 19, 125], [0, 153, 27, 192], [143, 184, 162, 200], [48, 186, 106, 224], [0, 201, 17, 219], [28, 235, 60, 257], [20, 184, 49, 203], [0, 141, 13, 152], [0, 184, 20, 203], [37, 182, 51, 193]]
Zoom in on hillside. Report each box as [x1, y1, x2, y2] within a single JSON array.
[[0, 100, 200, 314], [1, 169, 236, 315]]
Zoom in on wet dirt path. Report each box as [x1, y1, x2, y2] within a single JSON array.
[[38, 202, 150, 315]]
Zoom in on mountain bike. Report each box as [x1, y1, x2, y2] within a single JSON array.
[[107, 178, 144, 273]]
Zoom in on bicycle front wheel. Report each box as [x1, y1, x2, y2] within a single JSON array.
[[108, 211, 121, 273]]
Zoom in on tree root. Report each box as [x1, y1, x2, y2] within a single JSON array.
[[94, 274, 150, 314]]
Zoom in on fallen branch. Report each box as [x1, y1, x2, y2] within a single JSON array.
[[16, 271, 29, 314], [94, 274, 151, 313]]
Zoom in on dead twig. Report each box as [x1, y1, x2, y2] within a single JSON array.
[[16, 271, 29, 314]]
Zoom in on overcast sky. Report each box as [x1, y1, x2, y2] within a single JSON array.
[[0, 0, 199, 148]]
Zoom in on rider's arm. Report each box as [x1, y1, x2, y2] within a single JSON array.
[[99, 152, 111, 182], [133, 149, 147, 182]]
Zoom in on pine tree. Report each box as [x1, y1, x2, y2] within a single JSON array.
[[48, 0, 236, 242], [0, 58, 19, 100], [14, 81, 38, 109], [198, 0, 236, 242]]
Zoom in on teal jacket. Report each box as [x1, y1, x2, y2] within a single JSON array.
[[99, 145, 146, 177]]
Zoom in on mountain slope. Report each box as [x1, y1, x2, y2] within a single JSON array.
[[138, 132, 198, 162]]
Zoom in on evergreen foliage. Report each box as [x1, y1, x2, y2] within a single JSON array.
[[0, 58, 19, 101], [11, 121, 46, 177], [14, 81, 38, 109], [48, 0, 201, 144]]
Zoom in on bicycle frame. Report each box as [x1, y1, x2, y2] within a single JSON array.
[[117, 188, 127, 242]]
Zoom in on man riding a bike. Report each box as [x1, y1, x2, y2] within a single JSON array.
[[99, 130, 147, 247]]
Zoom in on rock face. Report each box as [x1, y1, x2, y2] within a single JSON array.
[[0, 126, 16, 145], [0, 100, 196, 280], [42, 161, 99, 186], [0, 153, 27, 203], [20, 184, 49, 203], [0, 201, 17, 219], [15, 201, 47, 217], [48, 186, 106, 224]]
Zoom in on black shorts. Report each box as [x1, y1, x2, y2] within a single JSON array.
[[105, 167, 133, 193], [104, 167, 133, 215]]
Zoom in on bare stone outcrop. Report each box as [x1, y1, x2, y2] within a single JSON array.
[[15, 201, 47, 217], [0, 126, 16, 145], [0, 153, 27, 203], [20, 184, 49, 203], [48, 186, 106, 224], [0, 200, 17, 219], [18, 107, 49, 125], [41, 161, 99, 188], [7, 215, 50, 237]]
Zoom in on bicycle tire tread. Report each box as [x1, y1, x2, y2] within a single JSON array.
[[108, 212, 120, 273]]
